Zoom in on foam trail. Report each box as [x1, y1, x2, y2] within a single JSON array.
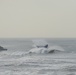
[[48, 46, 65, 51]]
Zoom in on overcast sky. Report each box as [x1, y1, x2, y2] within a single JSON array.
[[0, 0, 76, 38]]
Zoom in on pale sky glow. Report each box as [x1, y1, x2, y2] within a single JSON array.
[[0, 0, 76, 38]]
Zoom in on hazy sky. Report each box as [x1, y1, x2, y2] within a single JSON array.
[[0, 0, 76, 38]]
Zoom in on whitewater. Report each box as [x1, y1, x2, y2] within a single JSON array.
[[0, 38, 76, 75]]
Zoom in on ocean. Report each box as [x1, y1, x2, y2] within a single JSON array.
[[0, 38, 76, 75]]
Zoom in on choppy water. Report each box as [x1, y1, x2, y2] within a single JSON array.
[[0, 38, 76, 75]]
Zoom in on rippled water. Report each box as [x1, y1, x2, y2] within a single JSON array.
[[0, 38, 76, 75]]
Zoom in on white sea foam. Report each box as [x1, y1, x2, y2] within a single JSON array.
[[29, 40, 65, 54]]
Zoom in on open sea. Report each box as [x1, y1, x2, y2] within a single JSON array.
[[0, 38, 76, 75]]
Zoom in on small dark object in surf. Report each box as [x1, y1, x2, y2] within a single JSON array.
[[37, 44, 48, 48], [44, 44, 48, 48], [48, 50, 55, 53], [0, 46, 7, 51]]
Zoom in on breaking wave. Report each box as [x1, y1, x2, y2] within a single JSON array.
[[28, 39, 65, 54]]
